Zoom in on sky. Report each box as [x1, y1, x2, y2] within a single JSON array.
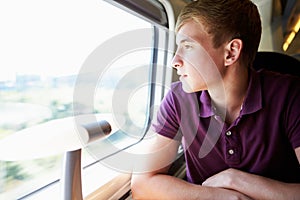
[[0, 0, 150, 81]]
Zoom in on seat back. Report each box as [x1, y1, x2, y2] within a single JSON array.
[[252, 51, 300, 77]]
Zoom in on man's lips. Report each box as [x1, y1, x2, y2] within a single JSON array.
[[177, 71, 187, 76], [178, 74, 187, 81]]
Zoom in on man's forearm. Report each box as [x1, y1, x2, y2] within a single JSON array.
[[131, 173, 252, 200], [203, 168, 300, 200], [231, 170, 300, 200]]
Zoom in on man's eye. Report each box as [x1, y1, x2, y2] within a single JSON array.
[[183, 43, 193, 49]]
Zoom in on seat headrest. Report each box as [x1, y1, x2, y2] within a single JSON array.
[[252, 51, 300, 77]]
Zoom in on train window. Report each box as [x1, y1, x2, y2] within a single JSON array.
[[0, 0, 172, 199]]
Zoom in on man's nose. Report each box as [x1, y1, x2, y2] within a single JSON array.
[[171, 54, 183, 69]]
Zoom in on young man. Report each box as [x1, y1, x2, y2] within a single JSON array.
[[131, 0, 300, 199]]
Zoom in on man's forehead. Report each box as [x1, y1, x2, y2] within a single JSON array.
[[176, 20, 209, 44], [175, 34, 196, 44]]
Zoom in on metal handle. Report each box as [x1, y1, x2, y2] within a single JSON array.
[[61, 120, 112, 200]]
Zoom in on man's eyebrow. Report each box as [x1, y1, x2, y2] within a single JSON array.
[[176, 37, 195, 45]]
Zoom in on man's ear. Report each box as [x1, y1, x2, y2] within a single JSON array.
[[224, 39, 243, 66]]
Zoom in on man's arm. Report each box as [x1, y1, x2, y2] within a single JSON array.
[[202, 147, 300, 200], [130, 133, 252, 200]]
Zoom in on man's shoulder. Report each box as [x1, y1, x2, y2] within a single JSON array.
[[255, 69, 300, 102]]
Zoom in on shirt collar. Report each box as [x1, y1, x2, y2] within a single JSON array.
[[198, 90, 214, 118], [198, 69, 262, 118], [241, 69, 262, 115]]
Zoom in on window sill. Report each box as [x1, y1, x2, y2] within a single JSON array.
[[84, 173, 131, 200]]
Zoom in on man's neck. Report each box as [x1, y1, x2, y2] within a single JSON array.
[[208, 66, 249, 124]]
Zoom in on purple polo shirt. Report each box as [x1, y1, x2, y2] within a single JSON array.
[[151, 69, 300, 184]]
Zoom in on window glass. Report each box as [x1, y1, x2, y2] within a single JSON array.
[[0, 0, 152, 199]]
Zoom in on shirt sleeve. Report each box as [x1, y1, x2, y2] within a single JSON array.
[[151, 86, 183, 141]]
